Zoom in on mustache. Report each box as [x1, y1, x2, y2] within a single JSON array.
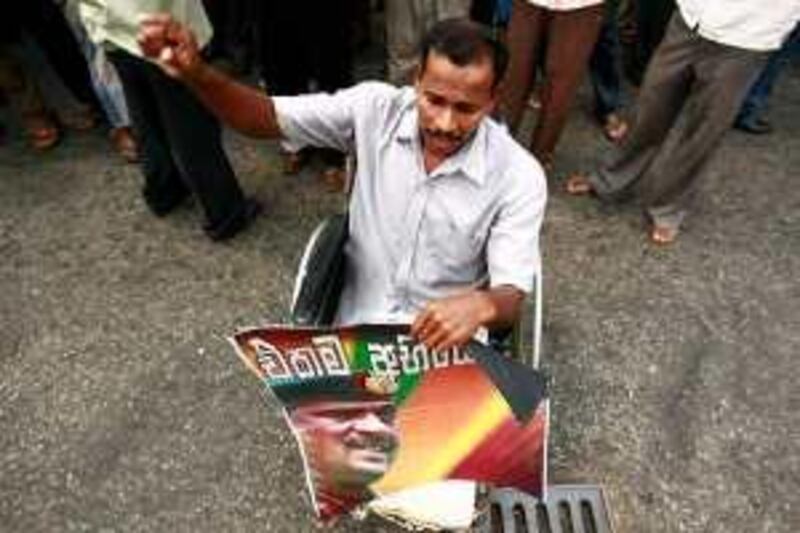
[[344, 433, 397, 452], [423, 129, 463, 142]]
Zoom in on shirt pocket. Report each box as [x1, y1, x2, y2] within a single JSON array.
[[417, 201, 487, 287]]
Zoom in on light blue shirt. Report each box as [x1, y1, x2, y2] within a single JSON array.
[[275, 83, 547, 326]]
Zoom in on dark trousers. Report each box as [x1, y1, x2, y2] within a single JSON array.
[[590, 9, 624, 120], [7, 0, 99, 110], [631, 0, 674, 85], [470, 0, 497, 26], [257, 2, 355, 95], [501, 0, 604, 166], [108, 49, 246, 234], [0, 46, 47, 119], [590, 13, 767, 229], [202, 0, 256, 68]]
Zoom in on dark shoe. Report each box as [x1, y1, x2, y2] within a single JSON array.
[[734, 115, 772, 135], [143, 188, 190, 217], [205, 198, 262, 242]]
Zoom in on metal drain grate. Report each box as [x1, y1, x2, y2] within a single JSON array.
[[475, 485, 614, 533]]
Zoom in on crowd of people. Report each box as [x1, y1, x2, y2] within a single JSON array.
[[2, 1, 797, 244], [1, 2, 798, 316]]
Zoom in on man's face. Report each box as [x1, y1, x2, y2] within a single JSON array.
[[292, 399, 399, 492], [415, 51, 497, 162]]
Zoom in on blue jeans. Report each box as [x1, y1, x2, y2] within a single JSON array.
[[63, 5, 130, 128], [738, 23, 800, 121]]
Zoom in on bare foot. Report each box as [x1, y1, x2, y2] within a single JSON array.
[[603, 113, 629, 143], [281, 151, 305, 175], [649, 225, 679, 245], [565, 173, 594, 196]]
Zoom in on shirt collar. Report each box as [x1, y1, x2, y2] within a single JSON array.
[[394, 103, 488, 187]]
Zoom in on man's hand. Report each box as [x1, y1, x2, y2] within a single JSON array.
[[135, 13, 281, 138], [138, 13, 204, 81], [411, 287, 525, 352], [409, 291, 496, 352]]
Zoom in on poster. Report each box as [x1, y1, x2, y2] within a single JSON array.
[[230, 324, 548, 522]]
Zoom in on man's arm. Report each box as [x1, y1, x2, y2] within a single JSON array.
[[410, 286, 524, 352], [137, 13, 280, 138]]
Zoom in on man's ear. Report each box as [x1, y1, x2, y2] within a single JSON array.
[[412, 62, 423, 88]]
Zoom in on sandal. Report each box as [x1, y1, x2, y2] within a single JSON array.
[[602, 113, 629, 143], [109, 126, 139, 163], [565, 173, 594, 196], [649, 224, 679, 245], [24, 113, 60, 151]]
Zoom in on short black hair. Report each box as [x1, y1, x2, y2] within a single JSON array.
[[418, 18, 509, 89]]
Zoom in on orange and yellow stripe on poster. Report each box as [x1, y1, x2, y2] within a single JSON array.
[[373, 364, 510, 494]]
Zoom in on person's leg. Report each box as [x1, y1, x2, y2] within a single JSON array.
[[435, 0, 472, 20], [633, 0, 675, 85], [640, 43, 767, 235], [141, 58, 256, 239], [108, 50, 188, 215], [735, 23, 800, 133], [0, 44, 59, 149], [470, 0, 496, 26], [310, 1, 354, 190], [92, 46, 137, 161], [567, 13, 694, 198], [313, 0, 356, 93], [590, 16, 622, 120], [61, 6, 136, 160], [530, 5, 604, 167], [385, 0, 424, 85], [20, 0, 100, 119], [590, 12, 629, 142], [499, 0, 547, 131]]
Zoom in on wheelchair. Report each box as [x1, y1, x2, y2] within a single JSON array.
[[289, 215, 543, 370]]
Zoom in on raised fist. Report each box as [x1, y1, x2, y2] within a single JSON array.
[[138, 13, 203, 81]]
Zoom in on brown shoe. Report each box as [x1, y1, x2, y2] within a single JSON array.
[[109, 126, 138, 163], [565, 173, 594, 196]]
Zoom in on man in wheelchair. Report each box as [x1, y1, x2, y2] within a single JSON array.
[[138, 16, 547, 353]]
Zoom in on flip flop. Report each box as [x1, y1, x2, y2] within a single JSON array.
[[24, 114, 60, 151], [109, 127, 138, 163]]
